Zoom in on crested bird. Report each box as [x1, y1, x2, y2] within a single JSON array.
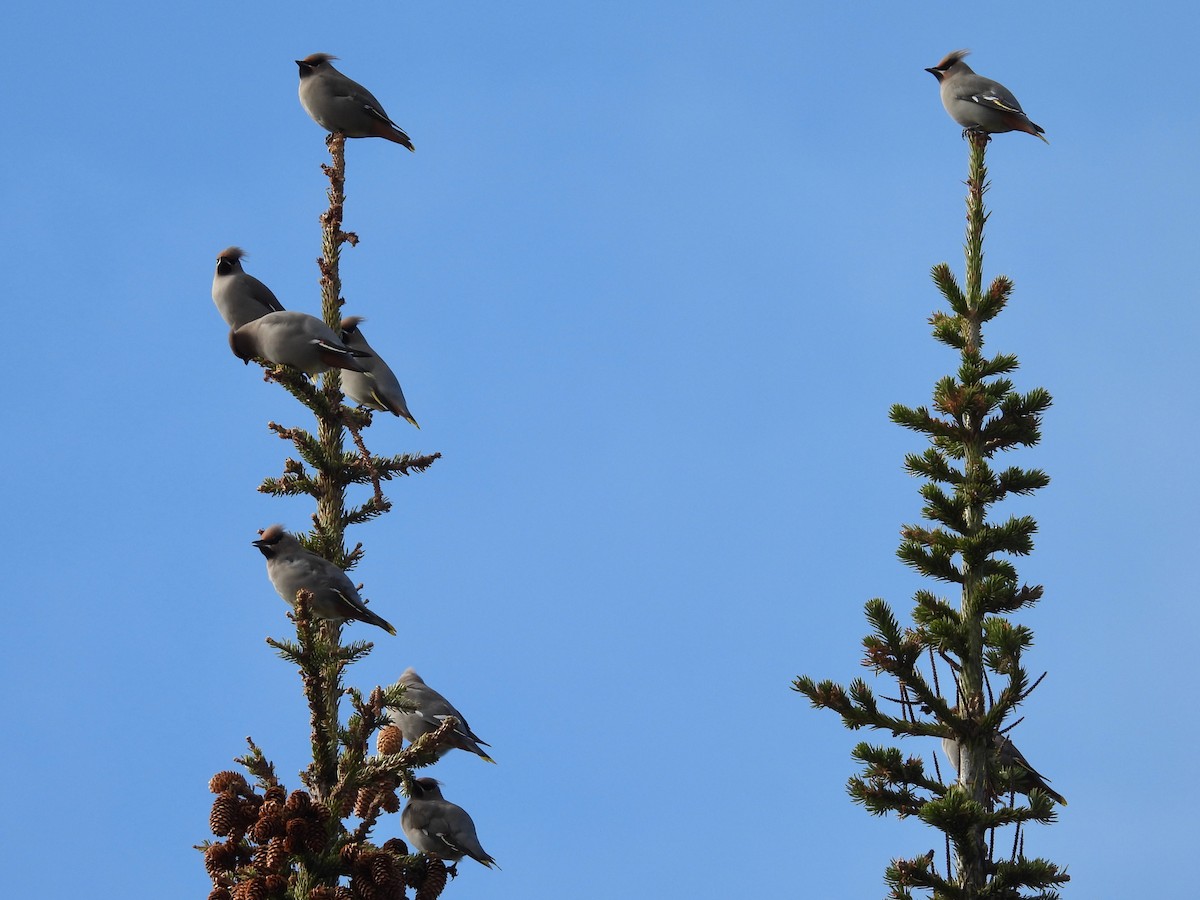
[[926, 50, 1047, 143], [253, 524, 395, 634], [296, 53, 415, 150]]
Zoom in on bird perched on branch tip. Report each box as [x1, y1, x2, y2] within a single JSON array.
[[297, 53, 415, 150], [926, 50, 1047, 143]]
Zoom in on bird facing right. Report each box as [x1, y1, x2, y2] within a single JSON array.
[[339, 317, 420, 428], [386, 668, 494, 762], [230, 311, 371, 376], [401, 778, 497, 870], [941, 731, 1067, 806], [925, 50, 1047, 143]]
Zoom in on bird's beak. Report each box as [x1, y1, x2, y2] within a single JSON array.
[[252, 538, 266, 548], [925, 67, 941, 79]]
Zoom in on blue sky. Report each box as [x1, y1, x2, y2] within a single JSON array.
[[4, 2, 1197, 897]]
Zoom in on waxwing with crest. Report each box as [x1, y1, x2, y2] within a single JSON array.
[[230, 311, 371, 376], [401, 778, 497, 870], [338, 317, 419, 428], [212, 247, 285, 330], [925, 50, 1047, 143], [296, 53, 415, 150], [252, 524, 395, 634], [385, 668, 494, 762]]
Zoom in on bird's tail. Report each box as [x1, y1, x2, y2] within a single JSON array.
[[361, 608, 397, 636], [375, 122, 415, 151], [1024, 120, 1050, 143]]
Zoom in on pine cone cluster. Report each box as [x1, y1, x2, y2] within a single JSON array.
[[334, 839, 420, 900], [204, 777, 332, 898], [347, 845, 407, 899]]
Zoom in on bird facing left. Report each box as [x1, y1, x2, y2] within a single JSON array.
[[252, 524, 396, 635]]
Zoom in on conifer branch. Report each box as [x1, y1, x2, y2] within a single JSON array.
[[204, 130, 450, 899], [797, 133, 1066, 895]]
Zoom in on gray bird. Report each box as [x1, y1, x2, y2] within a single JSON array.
[[925, 50, 1048, 143], [212, 247, 285, 330], [386, 668, 494, 763], [942, 732, 1066, 806], [230, 311, 370, 376], [252, 524, 395, 635], [401, 778, 497, 870], [339, 317, 419, 428], [296, 53, 415, 150]]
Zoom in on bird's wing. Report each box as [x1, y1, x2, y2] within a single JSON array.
[[249, 276, 285, 312], [965, 89, 1026, 115]]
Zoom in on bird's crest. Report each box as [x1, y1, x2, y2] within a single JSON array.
[[935, 49, 971, 69], [340, 315, 366, 333], [299, 53, 338, 65], [258, 523, 286, 542], [217, 246, 246, 262]]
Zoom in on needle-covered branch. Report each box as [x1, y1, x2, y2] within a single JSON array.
[[796, 133, 1065, 896], [204, 130, 454, 900]]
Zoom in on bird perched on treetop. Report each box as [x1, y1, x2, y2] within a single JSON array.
[[339, 317, 420, 429], [296, 53, 415, 150], [925, 50, 1047, 143], [230, 311, 371, 376], [253, 524, 396, 635], [401, 778, 498, 871], [212, 247, 285, 330], [386, 668, 494, 762]]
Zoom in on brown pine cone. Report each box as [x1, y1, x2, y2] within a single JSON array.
[[371, 852, 397, 886], [376, 725, 404, 756], [238, 796, 264, 829], [378, 789, 400, 815], [209, 771, 249, 795], [414, 859, 448, 900], [311, 801, 333, 824], [252, 811, 286, 844], [353, 787, 374, 819], [284, 818, 309, 854], [264, 873, 288, 896], [259, 799, 284, 820], [265, 836, 287, 872], [380, 838, 408, 857], [207, 888, 233, 900], [210, 795, 238, 837], [263, 785, 287, 804], [232, 877, 268, 900], [285, 790, 312, 815], [204, 841, 239, 877], [305, 821, 329, 854]]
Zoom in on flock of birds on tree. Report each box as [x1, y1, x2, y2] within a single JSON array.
[[211, 53, 498, 873], [208, 47, 1055, 880]]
